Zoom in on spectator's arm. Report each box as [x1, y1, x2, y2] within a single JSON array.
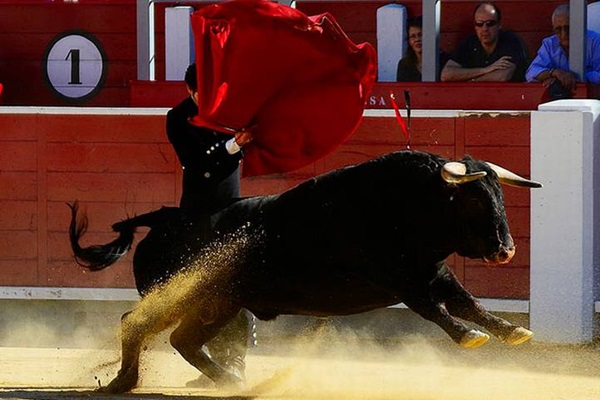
[[586, 35, 600, 84], [525, 41, 555, 82], [526, 60, 551, 82], [441, 60, 488, 81], [585, 70, 600, 84], [441, 57, 516, 82], [475, 64, 516, 81]]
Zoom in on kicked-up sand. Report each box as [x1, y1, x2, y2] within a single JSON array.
[[0, 326, 599, 400]]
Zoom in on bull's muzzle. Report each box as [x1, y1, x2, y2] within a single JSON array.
[[484, 246, 515, 264]]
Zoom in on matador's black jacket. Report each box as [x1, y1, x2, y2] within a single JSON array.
[[166, 97, 242, 213]]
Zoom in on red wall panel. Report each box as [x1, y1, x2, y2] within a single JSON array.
[[43, 114, 166, 142], [0, 201, 37, 231], [0, 261, 39, 286], [47, 172, 176, 204], [46, 260, 136, 288], [0, 110, 533, 300], [465, 265, 529, 299], [47, 143, 176, 173], [502, 186, 530, 208], [464, 116, 531, 146], [1, 231, 38, 260], [0, 142, 37, 171], [0, 172, 37, 201]]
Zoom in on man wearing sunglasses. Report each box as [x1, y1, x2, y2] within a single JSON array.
[[441, 2, 527, 82], [525, 4, 600, 98]]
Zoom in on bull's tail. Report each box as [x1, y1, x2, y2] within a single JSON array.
[[68, 201, 135, 271]]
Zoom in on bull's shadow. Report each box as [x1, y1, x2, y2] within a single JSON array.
[[68, 150, 541, 394]]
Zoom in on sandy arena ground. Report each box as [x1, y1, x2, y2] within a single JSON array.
[[0, 326, 599, 400]]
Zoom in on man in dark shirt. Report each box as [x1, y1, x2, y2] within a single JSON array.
[[441, 2, 528, 82], [168, 64, 254, 387]]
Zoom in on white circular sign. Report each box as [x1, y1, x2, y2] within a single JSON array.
[[43, 32, 107, 101]]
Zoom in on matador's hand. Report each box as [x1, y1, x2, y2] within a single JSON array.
[[234, 130, 253, 147]]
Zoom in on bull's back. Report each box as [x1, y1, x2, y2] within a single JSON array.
[[211, 151, 454, 316]]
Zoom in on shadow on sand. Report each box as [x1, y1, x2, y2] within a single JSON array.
[[0, 389, 252, 400]]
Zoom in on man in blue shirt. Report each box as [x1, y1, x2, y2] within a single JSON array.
[[526, 4, 600, 95], [441, 2, 528, 82]]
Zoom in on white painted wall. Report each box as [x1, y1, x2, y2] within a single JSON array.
[[165, 6, 195, 81], [376, 4, 406, 82], [530, 99, 600, 343]]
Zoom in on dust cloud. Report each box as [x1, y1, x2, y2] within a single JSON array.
[[2, 327, 599, 399], [236, 328, 600, 400], [1, 225, 600, 399]]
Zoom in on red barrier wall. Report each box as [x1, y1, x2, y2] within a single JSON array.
[[0, 109, 532, 299], [130, 80, 598, 110]]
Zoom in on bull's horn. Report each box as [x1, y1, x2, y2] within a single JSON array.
[[441, 162, 487, 184], [486, 162, 543, 188]]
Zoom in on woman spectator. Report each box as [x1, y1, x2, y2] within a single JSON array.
[[397, 16, 448, 81]]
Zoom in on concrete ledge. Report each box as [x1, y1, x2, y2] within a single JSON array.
[[0, 106, 169, 115], [0, 287, 139, 301], [6, 287, 599, 316], [0, 286, 548, 314]]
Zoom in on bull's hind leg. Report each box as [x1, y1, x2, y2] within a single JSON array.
[[431, 264, 533, 345], [170, 303, 245, 389], [100, 304, 179, 393]]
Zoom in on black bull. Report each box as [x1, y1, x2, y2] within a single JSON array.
[[68, 150, 541, 393]]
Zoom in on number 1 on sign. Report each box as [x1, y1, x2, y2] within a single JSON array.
[[66, 49, 82, 85]]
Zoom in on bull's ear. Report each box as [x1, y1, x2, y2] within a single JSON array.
[[441, 162, 487, 184], [485, 162, 543, 188]]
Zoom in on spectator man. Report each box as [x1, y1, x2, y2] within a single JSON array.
[[441, 2, 528, 82], [525, 4, 600, 98]]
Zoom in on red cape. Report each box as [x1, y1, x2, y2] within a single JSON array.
[[190, 0, 377, 177]]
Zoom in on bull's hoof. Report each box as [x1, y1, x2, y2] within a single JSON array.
[[215, 371, 245, 391], [504, 327, 533, 345], [459, 330, 490, 348], [185, 374, 216, 389], [96, 368, 138, 394]]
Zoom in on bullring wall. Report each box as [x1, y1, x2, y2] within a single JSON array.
[[0, 108, 532, 300]]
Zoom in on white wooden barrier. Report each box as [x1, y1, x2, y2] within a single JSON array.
[[530, 99, 600, 343]]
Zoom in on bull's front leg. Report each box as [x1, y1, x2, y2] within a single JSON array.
[[430, 263, 533, 346], [402, 295, 490, 348]]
